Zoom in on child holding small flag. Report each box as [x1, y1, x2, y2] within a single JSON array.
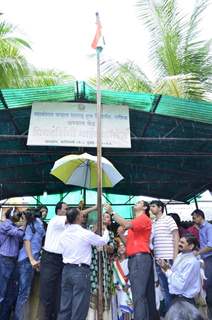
[[113, 239, 134, 320]]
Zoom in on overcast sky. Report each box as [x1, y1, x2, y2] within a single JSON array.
[[1, 0, 211, 80]]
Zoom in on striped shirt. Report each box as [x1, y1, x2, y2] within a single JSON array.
[[153, 214, 178, 259]]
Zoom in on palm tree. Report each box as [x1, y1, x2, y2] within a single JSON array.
[[0, 20, 30, 87], [93, 0, 212, 101], [0, 17, 74, 88]]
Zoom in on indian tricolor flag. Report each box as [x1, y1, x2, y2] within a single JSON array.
[[91, 12, 105, 49]]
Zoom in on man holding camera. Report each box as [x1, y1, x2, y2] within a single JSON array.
[[14, 208, 45, 320], [0, 207, 26, 315]]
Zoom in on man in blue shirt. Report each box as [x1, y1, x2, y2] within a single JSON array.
[[14, 208, 45, 320], [192, 209, 212, 318], [158, 233, 201, 306], [0, 207, 26, 316]]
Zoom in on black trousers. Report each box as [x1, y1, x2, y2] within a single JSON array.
[[57, 264, 91, 320], [39, 250, 63, 320], [128, 253, 159, 320], [171, 295, 195, 306]]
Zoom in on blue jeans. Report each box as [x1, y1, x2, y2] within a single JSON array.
[[0, 254, 17, 315], [156, 259, 173, 312], [14, 254, 39, 320], [0, 266, 19, 320]]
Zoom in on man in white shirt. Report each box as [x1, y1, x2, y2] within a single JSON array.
[[158, 233, 201, 306], [57, 207, 109, 320], [40, 202, 97, 320], [150, 200, 179, 312]]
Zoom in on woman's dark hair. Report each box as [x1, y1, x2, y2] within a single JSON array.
[[168, 213, 181, 227], [103, 212, 112, 222], [182, 233, 199, 250], [35, 205, 48, 218], [37, 205, 48, 212], [23, 208, 37, 233], [66, 208, 80, 224]]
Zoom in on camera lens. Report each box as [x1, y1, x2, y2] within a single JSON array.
[[17, 212, 23, 218]]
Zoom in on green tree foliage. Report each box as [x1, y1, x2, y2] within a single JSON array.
[[20, 69, 74, 87], [93, 0, 211, 101], [0, 18, 74, 88], [0, 20, 29, 87]]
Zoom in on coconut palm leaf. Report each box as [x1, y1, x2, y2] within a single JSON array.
[[135, 0, 212, 99], [0, 19, 31, 88], [0, 18, 74, 88], [182, 0, 209, 50], [20, 69, 75, 87], [89, 59, 153, 93], [180, 0, 212, 87], [0, 21, 31, 49], [137, 0, 189, 76], [97, 0, 211, 100], [0, 45, 29, 88], [154, 73, 205, 99]]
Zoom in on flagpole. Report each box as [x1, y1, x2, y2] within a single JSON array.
[[96, 40, 103, 242], [96, 45, 104, 320], [94, 12, 104, 320]]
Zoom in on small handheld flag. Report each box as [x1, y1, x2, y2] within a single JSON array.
[[91, 12, 105, 49]]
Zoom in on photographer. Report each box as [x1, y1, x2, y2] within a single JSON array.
[[14, 208, 45, 320], [0, 207, 26, 314]]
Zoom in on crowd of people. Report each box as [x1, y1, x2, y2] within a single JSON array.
[[0, 199, 211, 320]]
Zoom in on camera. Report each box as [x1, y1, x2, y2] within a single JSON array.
[[9, 208, 22, 219], [17, 212, 23, 218], [22, 208, 37, 218]]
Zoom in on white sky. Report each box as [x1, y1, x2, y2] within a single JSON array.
[[1, 0, 211, 81]]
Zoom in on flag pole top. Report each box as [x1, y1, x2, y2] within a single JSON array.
[[95, 12, 101, 24]]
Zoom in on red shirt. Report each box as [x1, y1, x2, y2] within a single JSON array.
[[187, 225, 199, 241], [126, 213, 152, 256]]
